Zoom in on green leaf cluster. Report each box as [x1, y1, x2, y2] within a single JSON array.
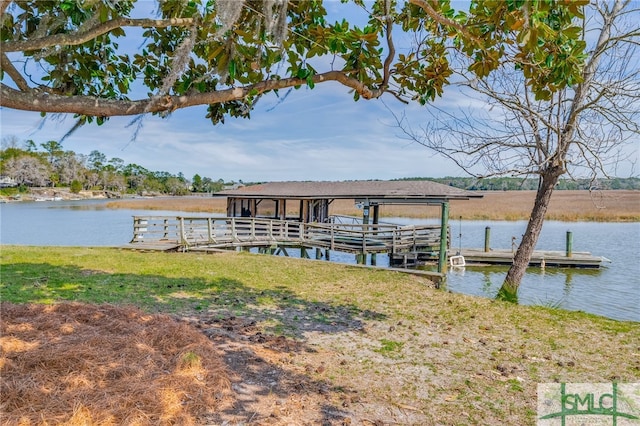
[[1, 0, 588, 121]]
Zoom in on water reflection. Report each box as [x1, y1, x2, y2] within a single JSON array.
[[442, 263, 624, 318]]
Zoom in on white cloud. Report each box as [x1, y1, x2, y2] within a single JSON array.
[[0, 83, 504, 182]]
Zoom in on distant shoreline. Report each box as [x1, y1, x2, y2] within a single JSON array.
[[0, 187, 120, 203], [3, 188, 637, 222], [101, 190, 639, 222]]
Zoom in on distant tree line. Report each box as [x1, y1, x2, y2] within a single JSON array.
[[394, 176, 640, 191], [0, 136, 232, 195], [3, 135, 636, 195]]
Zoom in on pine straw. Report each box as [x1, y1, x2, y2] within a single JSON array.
[[0, 303, 230, 425]]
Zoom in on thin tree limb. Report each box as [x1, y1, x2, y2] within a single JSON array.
[[0, 52, 30, 91], [1, 17, 195, 52], [408, 0, 482, 46]]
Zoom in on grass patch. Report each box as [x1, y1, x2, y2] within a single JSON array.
[[375, 339, 404, 357], [0, 246, 402, 338]]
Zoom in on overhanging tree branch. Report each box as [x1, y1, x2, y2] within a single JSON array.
[[0, 70, 387, 116], [379, 0, 395, 92], [1, 17, 196, 52]]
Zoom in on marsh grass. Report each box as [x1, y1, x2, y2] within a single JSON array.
[[1, 246, 638, 425], [106, 190, 639, 221]]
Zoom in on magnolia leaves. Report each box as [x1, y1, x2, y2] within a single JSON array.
[[0, 0, 589, 121]]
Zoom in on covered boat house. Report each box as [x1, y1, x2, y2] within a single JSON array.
[[218, 180, 482, 272]]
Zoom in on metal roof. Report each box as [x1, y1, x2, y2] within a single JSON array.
[[217, 180, 482, 203]]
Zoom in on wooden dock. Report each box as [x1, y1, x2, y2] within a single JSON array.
[[448, 248, 610, 268], [122, 215, 610, 269], [124, 215, 443, 257]]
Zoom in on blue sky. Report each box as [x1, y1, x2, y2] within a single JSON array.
[[0, 80, 469, 182], [1, 1, 637, 183]]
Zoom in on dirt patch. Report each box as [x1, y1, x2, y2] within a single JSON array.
[[182, 309, 434, 425]]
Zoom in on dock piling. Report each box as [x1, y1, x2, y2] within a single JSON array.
[[484, 227, 491, 252], [438, 202, 449, 273], [566, 231, 573, 258]]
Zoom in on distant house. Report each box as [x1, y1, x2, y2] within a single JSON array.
[[222, 182, 245, 191], [0, 176, 17, 188]]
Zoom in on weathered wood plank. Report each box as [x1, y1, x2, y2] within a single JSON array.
[[121, 242, 181, 252]]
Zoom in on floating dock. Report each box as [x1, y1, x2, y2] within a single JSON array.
[[448, 248, 610, 268]]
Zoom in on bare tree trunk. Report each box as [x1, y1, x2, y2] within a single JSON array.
[[498, 166, 563, 301]]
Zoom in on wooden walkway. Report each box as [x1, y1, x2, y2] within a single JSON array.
[[124, 215, 443, 256], [123, 215, 609, 269]]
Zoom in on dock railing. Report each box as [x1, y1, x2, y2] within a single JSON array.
[[131, 215, 443, 254]]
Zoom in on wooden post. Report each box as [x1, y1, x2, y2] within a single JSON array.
[[315, 247, 322, 259], [566, 231, 573, 257], [179, 217, 186, 245], [438, 202, 449, 274], [362, 201, 370, 226], [484, 226, 491, 252], [227, 197, 234, 216], [371, 204, 379, 265], [325, 249, 330, 261], [161, 218, 168, 239], [360, 200, 370, 266], [231, 218, 237, 242]]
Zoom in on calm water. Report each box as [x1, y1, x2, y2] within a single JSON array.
[[1, 199, 638, 321]]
